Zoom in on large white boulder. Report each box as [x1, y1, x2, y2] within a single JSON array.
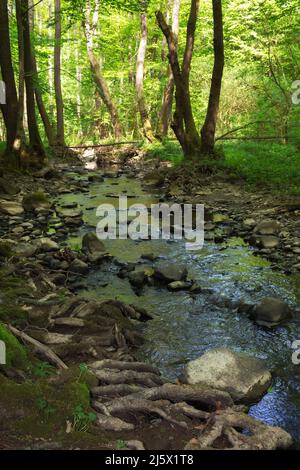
[[181, 348, 272, 403]]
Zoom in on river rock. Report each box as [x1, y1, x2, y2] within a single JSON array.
[[82, 232, 105, 254], [128, 270, 147, 289], [254, 219, 280, 235], [181, 348, 272, 403], [14, 242, 37, 258], [154, 262, 188, 283], [0, 200, 24, 216], [69, 258, 89, 274], [33, 237, 59, 252], [250, 297, 292, 327], [259, 236, 280, 249], [57, 207, 83, 218], [168, 281, 191, 291]]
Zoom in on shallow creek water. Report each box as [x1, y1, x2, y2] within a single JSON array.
[[55, 171, 300, 443]]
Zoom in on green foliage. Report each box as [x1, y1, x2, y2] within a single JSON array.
[[33, 361, 55, 379], [36, 397, 56, 421], [72, 404, 97, 432], [116, 439, 127, 449], [144, 141, 184, 165], [224, 142, 300, 193]]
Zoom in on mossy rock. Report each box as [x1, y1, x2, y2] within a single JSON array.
[[22, 192, 50, 211], [0, 323, 30, 369]]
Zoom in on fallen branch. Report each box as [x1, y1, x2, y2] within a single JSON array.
[[6, 324, 68, 370]]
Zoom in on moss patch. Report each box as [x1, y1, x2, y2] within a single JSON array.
[[0, 324, 30, 369]]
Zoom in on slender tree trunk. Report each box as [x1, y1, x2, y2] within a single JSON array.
[[158, 0, 181, 138], [22, 0, 45, 162], [156, 0, 202, 158], [0, 0, 19, 155], [84, 0, 123, 140], [28, 0, 56, 147], [201, 0, 224, 153], [54, 0, 65, 149], [136, 13, 155, 142], [15, 0, 26, 147], [48, 0, 54, 122]]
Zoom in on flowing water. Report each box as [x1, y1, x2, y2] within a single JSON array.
[[55, 171, 300, 443]]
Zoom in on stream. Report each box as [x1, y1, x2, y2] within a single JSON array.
[[55, 170, 300, 444]]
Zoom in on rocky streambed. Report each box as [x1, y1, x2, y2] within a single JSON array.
[[0, 158, 299, 450]]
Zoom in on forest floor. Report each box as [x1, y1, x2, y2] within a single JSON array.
[[0, 147, 298, 450]]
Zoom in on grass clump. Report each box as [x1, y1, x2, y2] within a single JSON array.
[[223, 141, 300, 193], [143, 140, 184, 165]]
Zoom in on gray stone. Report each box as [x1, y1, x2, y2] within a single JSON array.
[[168, 281, 191, 291], [154, 262, 188, 283], [251, 297, 292, 327], [82, 232, 105, 254], [33, 237, 59, 252], [0, 200, 24, 216], [69, 259, 89, 274], [128, 270, 147, 289], [181, 348, 272, 403], [259, 236, 280, 249], [254, 219, 280, 235]]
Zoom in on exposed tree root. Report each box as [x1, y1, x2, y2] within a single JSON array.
[[89, 361, 292, 449], [93, 368, 166, 388], [91, 384, 144, 398], [185, 409, 293, 450], [93, 398, 188, 429], [88, 359, 160, 375], [123, 383, 233, 410]]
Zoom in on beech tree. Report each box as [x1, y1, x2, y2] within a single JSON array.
[[22, 0, 46, 162], [156, 0, 224, 157], [201, 0, 224, 153], [136, 12, 155, 142], [54, 0, 65, 150], [158, 0, 181, 139], [84, 0, 123, 140]]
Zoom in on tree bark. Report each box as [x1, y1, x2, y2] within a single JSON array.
[[156, 0, 202, 158], [136, 13, 155, 143], [0, 0, 19, 155], [54, 0, 65, 149], [84, 0, 123, 140], [158, 0, 181, 138], [22, 0, 45, 162], [201, 0, 224, 153]]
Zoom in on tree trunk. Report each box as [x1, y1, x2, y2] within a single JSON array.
[[201, 0, 224, 153], [156, 0, 202, 158], [0, 0, 19, 155], [158, 0, 181, 138], [84, 0, 123, 140], [22, 0, 45, 162], [15, 0, 26, 147], [136, 13, 155, 143], [54, 0, 65, 149], [29, 0, 56, 147]]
